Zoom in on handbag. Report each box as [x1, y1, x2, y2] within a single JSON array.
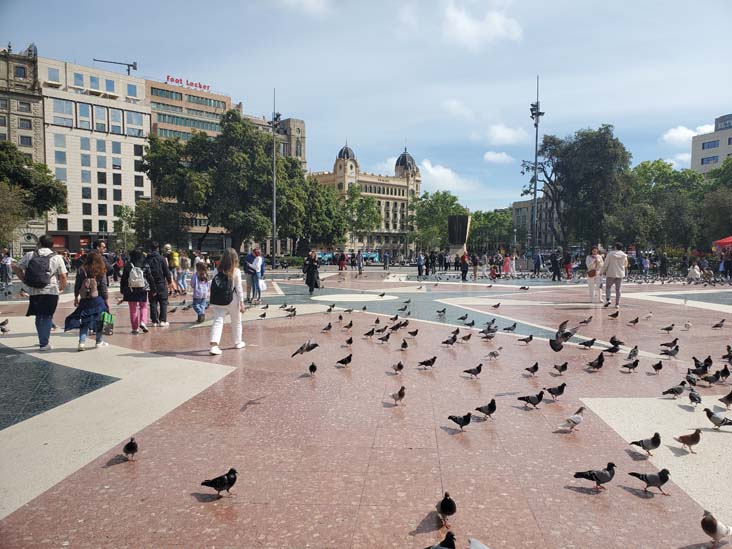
[[100, 311, 115, 335], [258, 278, 267, 292], [588, 269, 597, 278]]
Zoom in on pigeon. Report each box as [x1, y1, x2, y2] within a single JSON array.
[[451, 328, 460, 335], [362, 305, 367, 311], [703, 408, 732, 429], [337, 314, 344, 323], [418, 356, 437, 369], [573, 462, 616, 490], [660, 337, 678, 348], [408, 329, 419, 338], [460, 333, 472, 343], [486, 347, 503, 360], [660, 345, 679, 358], [603, 344, 621, 355], [392, 361, 404, 374], [343, 320, 353, 330], [661, 323, 675, 333], [258, 311, 267, 319], [389, 314, 399, 321], [465, 319, 475, 327], [549, 338, 564, 352], [321, 322, 332, 333], [436, 308, 446, 316], [544, 383, 566, 400], [401, 339, 408, 351], [201, 468, 238, 497], [0, 319, 8, 327], [621, 359, 640, 373], [336, 354, 353, 367], [674, 429, 701, 453], [662, 381, 686, 398], [553, 362, 568, 375], [627, 345, 638, 360], [721, 365, 730, 382], [442, 335, 457, 346], [279, 302, 288, 309], [391, 386, 406, 405], [651, 361, 663, 374], [463, 364, 482, 378], [712, 319, 726, 330], [701, 371, 721, 386], [378, 332, 391, 344], [343, 308, 353, 313], [642, 311, 653, 321], [291, 339, 319, 358], [374, 318, 380, 325], [518, 334, 533, 345], [123, 437, 138, 461], [436, 492, 457, 528], [168, 307, 178, 314], [448, 413, 471, 431], [517, 391, 544, 409], [326, 305, 334, 313], [379, 292, 386, 298], [558, 407, 584, 432], [609, 335, 624, 346], [403, 298, 411, 304], [579, 315, 593, 326], [689, 390, 703, 408], [375, 326, 388, 334], [586, 352, 605, 370], [608, 310, 619, 319], [475, 399, 496, 419], [503, 322, 517, 332], [308, 362, 317, 376], [424, 531, 456, 549], [491, 302, 501, 309], [701, 510, 731, 548], [457, 314, 468, 322], [627, 317, 639, 326], [398, 305, 408, 312], [344, 337, 353, 347], [525, 362, 539, 376], [685, 374, 698, 387], [683, 320, 692, 331], [719, 390, 732, 410], [630, 432, 661, 456], [628, 469, 671, 495], [579, 338, 596, 349], [481, 332, 496, 341], [0, 325, 8, 334], [364, 328, 375, 338]]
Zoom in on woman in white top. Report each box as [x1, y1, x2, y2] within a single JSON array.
[[209, 248, 246, 355], [585, 246, 604, 303]]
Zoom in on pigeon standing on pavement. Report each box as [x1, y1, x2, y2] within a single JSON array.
[[475, 399, 496, 419], [701, 510, 731, 548], [719, 390, 732, 410], [391, 386, 406, 406], [436, 492, 457, 528], [662, 381, 686, 398], [544, 383, 566, 400], [674, 429, 701, 454], [703, 408, 732, 429], [553, 362, 568, 375], [630, 432, 661, 456], [573, 462, 616, 491], [558, 407, 584, 432], [525, 362, 539, 376], [448, 413, 472, 431], [123, 437, 138, 461], [517, 391, 544, 409], [463, 364, 482, 378], [308, 363, 317, 376], [628, 469, 671, 495], [201, 468, 238, 497], [424, 531, 456, 549]]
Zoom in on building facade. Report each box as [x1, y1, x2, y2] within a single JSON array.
[[691, 114, 732, 175], [0, 43, 48, 255], [511, 196, 556, 251], [313, 145, 420, 257], [38, 57, 152, 251]]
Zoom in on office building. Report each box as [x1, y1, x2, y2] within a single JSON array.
[[691, 114, 732, 175], [511, 196, 556, 250], [313, 144, 420, 257]]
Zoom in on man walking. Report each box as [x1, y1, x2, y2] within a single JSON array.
[[533, 252, 543, 275], [144, 242, 172, 327], [13, 235, 67, 350], [600, 242, 628, 309], [416, 251, 424, 279]]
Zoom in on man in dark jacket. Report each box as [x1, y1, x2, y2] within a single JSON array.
[[144, 241, 172, 327]]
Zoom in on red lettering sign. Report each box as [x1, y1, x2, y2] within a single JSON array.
[[165, 75, 211, 91]]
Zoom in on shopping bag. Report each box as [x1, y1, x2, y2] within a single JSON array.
[[258, 278, 267, 292], [100, 311, 115, 336]]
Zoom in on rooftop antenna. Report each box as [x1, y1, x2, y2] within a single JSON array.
[[92, 58, 138, 75]]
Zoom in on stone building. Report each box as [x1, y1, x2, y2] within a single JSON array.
[[313, 144, 421, 258], [690, 114, 732, 175], [511, 196, 557, 251]]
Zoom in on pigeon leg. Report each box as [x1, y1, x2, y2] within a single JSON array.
[[658, 486, 669, 496], [689, 447, 696, 454], [596, 484, 606, 491]]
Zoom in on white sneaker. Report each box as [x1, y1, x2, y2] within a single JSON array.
[[139, 323, 149, 333], [159, 321, 169, 327], [95, 341, 109, 348], [39, 344, 53, 351], [151, 322, 160, 327], [235, 341, 246, 349], [77, 343, 86, 352], [209, 346, 222, 355]]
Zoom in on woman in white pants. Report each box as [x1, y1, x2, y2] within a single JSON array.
[[209, 248, 246, 355], [585, 246, 604, 303]]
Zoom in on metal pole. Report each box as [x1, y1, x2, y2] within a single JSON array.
[[531, 75, 540, 258], [272, 88, 277, 268]]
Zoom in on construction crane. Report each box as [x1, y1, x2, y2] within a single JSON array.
[[92, 58, 138, 75]]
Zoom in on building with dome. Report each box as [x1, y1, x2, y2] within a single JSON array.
[[313, 144, 421, 258]]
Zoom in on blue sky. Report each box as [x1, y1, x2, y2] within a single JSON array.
[[2, 0, 730, 211]]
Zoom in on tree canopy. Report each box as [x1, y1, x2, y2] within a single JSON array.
[[414, 190, 468, 251]]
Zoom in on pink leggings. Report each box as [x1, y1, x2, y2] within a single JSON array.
[[128, 301, 149, 331]]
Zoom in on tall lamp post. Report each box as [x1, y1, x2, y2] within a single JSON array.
[[529, 75, 544, 258], [271, 89, 281, 269]]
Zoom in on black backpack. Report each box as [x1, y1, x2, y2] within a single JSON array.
[[210, 271, 234, 305], [24, 252, 52, 288]]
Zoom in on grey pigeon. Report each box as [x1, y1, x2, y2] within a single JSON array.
[[201, 468, 237, 497], [630, 432, 661, 456], [517, 390, 544, 409], [424, 531, 456, 549], [719, 390, 732, 410], [418, 356, 437, 369], [689, 389, 702, 407], [573, 462, 616, 490], [558, 407, 584, 432], [475, 399, 496, 419], [448, 412, 472, 431], [463, 364, 482, 378], [544, 382, 566, 400], [703, 408, 732, 429], [662, 381, 686, 398], [436, 492, 457, 528], [628, 469, 670, 495], [701, 510, 731, 547]]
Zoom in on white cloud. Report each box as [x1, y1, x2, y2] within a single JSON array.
[[664, 152, 692, 170], [442, 0, 522, 51], [486, 123, 528, 145], [483, 151, 514, 164], [372, 157, 398, 175], [660, 124, 715, 147], [276, 0, 329, 14], [419, 159, 478, 194], [442, 98, 473, 119]]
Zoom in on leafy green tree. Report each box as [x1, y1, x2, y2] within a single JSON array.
[[0, 181, 27, 247], [112, 205, 138, 251], [468, 209, 513, 253], [414, 190, 468, 250], [700, 189, 732, 244], [132, 199, 185, 248], [707, 157, 732, 191], [297, 176, 348, 253], [344, 185, 380, 246]]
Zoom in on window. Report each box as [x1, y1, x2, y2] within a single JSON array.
[[111, 141, 121, 154], [151, 87, 182, 100], [113, 173, 122, 185], [701, 156, 719, 165], [185, 94, 226, 109], [78, 103, 91, 129], [54, 134, 66, 148], [134, 175, 144, 187], [18, 118, 32, 130], [74, 73, 84, 87], [0, 133, 6, 141], [126, 111, 143, 126], [0, 115, 5, 127], [97, 156, 106, 168], [55, 167, 67, 181], [18, 101, 31, 113], [112, 157, 121, 170], [82, 203, 92, 215], [14, 65, 27, 78], [96, 139, 106, 152], [81, 170, 91, 183], [135, 191, 144, 201], [152, 102, 184, 113], [47, 67, 60, 82], [729, 137, 732, 146], [105, 79, 115, 93], [98, 188, 107, 200], [81, 153, 91, 166], [98, 204, 107, 216], [127, 84, 138, 97], [57, 218, 68, 231], [80, 137, 90, 150], [113, 189, 122, 201], [157, 128, 191, 140], [94, 106, 107, 131], [54, 116, 73, 127], [702, 140, 720, 150], [98, 220, 107, 232], [97, 172, 107, 184], [155, 113, 220, 132], [90, 76, 99, 90], [134, 159, 143, 172], [19, 135, 32, 147], [54, 151, 66, 164], [82, 219, 92, 232], [133, 144, 143, 156], [110, 109, 122, 134], [0, 98, 6, 109], [82, 187, 91, 199]]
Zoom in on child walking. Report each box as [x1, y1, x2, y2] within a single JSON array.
[[190, 261, 210, 323], [121, 249, 151, 334]]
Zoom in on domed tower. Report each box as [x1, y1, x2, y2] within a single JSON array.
[[394, 147, 421, 197], [333, 142, 360, 193]]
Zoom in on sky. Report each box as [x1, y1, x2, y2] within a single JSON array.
[[2, 0, 731, 211]]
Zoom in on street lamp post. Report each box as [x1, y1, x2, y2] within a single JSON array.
[[271, 89, 281, 269], [529, 75, 545, 259]]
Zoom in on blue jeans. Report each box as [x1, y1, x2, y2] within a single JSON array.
[[192, 297, 206, 316], [251, 273, 261, 301], [79, 317, 103, 345], [35, 315, 53, 347], [177, 270, 187, 291]]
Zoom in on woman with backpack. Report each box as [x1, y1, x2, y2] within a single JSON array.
[[70, 251, 109, 351], [121, 249, 151, 335], [208, 248, 246, 355]]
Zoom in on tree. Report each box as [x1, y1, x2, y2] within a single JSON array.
[[132, 199, 185, 248], [0, 181, 27, 247], [414, 190, 468, 251], [343, 185, 380, 246], [707, 157, 732, 191], [468, 209, 513, 254], [297, 176, 348, 253], [112, 205, 138, 251], [700, 189, 732, 245]]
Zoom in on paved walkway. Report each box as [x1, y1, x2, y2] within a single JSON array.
[[0, 270, 730, 547]]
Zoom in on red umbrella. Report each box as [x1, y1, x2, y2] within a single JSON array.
[[714, 236, 732, 247]]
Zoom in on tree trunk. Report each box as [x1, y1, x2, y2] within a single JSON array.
[[196, 222, 211, 251], [230, 228, 246, 254]]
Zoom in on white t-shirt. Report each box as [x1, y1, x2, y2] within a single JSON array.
[[16, 248, 68, 295]]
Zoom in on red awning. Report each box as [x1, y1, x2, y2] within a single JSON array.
[[714, 236, 732, 247]]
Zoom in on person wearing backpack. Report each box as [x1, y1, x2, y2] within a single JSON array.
[[12, 235, 68, 350], [144, 242, 173, 327], [70, 251, 109, 351], [121, 249, 153, 335], [208, 248, 246, 355]]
